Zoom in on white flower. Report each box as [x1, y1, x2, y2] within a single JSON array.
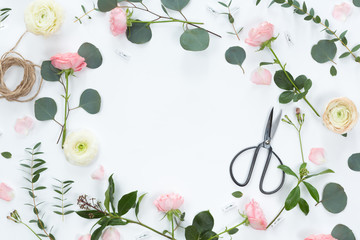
[[63, 130, 98, 166], [24, 0, 64, 36]]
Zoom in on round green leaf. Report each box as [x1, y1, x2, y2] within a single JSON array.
[[231, 191, 243, 198], [225, 46, 246, 67], [274, 70, 294, 90], [1, 152, 12, 159], [180, 29, 210, 51], [322, 183, 347, 213], [330, 65, 337, 76], [41, 61, 61, 82], [97, 0, 117, 12], [311, 40, 337, 63], [285, 186, 300, 210], [161, 0, 190, 11], [294, 75, 307, 89], [34, 97, 57, 121], [78, 42, 103, 69], [332, 224, 355, 240], [192, 211, 214, 234], [353, 0, 360, 7], [185, 226, 199, 240], [279, 91, 295, 104], [79, 89, 101, 114], [200, 231, 218, 240], [126, 22, 152, 44], [348, 153, 360, 171]]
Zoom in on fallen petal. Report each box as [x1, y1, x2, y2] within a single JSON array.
[[0, 183, 14, 202]]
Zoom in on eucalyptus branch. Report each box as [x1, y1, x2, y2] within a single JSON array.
[[218, 0, 242, 40], [74, 4, 96, 24], [0, 8, 11, 23], [53, 179, 75, 221]]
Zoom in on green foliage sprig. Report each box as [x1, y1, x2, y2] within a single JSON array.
[[0, 8, 11, 23], [217, 0, 243, 40], [53, 179, 75, 221], [75, 4, 98, 24], [35, 42, 102, 147], [75, 0, 221, 52]]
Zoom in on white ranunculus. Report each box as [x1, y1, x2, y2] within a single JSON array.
[[24, 0, 63, 36], [323, 97, 358, 134], [63, 130, 98, 166]]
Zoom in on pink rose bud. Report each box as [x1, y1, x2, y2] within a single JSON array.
[[309, 148, 326, 165], [110, 8, 128, 36], [78, 234, 91, 240], [50, 52, 87, 72], [245, 22, 274, 47], [0, 182, 14, 202], [91, 165, 105, 180], [305, 234, 337, 240], [102, 227, 120, 240], [332, 2, 352, 21], [154, 193, 184, 213], [245, 199, 267, 230], [15, 116, 34, 135], [250, 67, 272, 85]]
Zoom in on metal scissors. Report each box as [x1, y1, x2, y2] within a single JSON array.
[[229, 108, 285, 195]]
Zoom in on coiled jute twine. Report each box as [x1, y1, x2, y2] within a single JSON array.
[[0, 31, 43, 102]]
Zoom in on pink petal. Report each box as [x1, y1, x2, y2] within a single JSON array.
[[309, 148, 326, 165], [250, 67, 272, 85], [78, 234, 91, 240], [245, 199, 267, 230], [102, 227, 120, 240], [15, 116, 34, 135], [305, 234, 337, 240], [91, 165, 105, 180], [0, 183, 14, 202], [332, 2, 352, 21]]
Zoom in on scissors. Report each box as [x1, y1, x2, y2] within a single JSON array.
[[229, 108, 285, 195]]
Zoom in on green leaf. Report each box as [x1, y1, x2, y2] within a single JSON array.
[[304, 79, 312, 91], [339, 52, 351, 58], [79, 89, 101, 114], [37, 219, 45, 230], [274, 70, 294, 90], [228, 228, 238, 235], [185, 225, 200, 240], [311, 40, 337, 63], [278, 165, 299, 179], [225, 46, 246, 68], [78, 42, 103, 69], [256, 0, 262, 5], [351, 44, 360, 52], [330, 66, 337, 76], [322, 183, 347, 213], [180, 29, 210, 51], [34, 97, 57, 121], [192, 211, 214, 234], [33, 168, 47, 176], [97, 0, 117, 12], [126, 22, 152, 44], [294, 75, 307, 89], [32, 174, 40, 183], [40, 61, 61, 82], [304, 169, 334, 179], [34, 186, 46, 191], [107, 218, 128, 226], [231, 191, 243, 198], [348, 153, 360, 171], [218, 2, 227, 7], [91, 226, 105, 240], [200, 231, 218, 240], [228, 14, 234, 23], [260, 62, 273, 66], [298, 198, 309, 215], [1, 152, 12, 159], [135, 193, 147, 218], [76, 210, 106, 219], [279, 91, 295, 104], [293, 92, 307, 102], [303, 181, 319, 203], [104, 174, 115, 212], [161, 0, 190, 11], [117, 191, 138, 216], [285, 186, 300, 210], [332, 224, 356, 240], [313, 15, 321, 23]]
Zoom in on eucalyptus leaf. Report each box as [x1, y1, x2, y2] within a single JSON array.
[[231, 191, 243, 198], [348, 153, 360, 171], [330, 66, 337, 76], [1, 152, 12, 159], [331, 224, 356, 240], [279, 91, 295, 104], [79, 89, 101, 114], [294, 75, 307, 89], [126, 22, 152, 44], [192, 211, 214, 234], [225, 46, 246, 69], [97, 0, 117, 12], [311, 40, 337, 63], [34, 97, 57, 121], [274, 70, 294, 90], [78, 42, 103, 69], [322, 183, 347, 213], [41, 61, 61, 82], [161, 0, 190, 11], [180, 29, 210, 51]]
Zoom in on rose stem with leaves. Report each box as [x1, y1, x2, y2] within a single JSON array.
[[208, 219, 247, 240]]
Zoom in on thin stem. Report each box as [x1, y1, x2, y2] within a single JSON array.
[[122, 218, 173, 240], [20, 221, 42, 240], [208, 219, 247, 240], [52, 119, 63, 127], [61, 72, 70, 148], [74, 8, 95, 23], [131, 19, 203, 25], [266, 206, 285, 229], [298, 128, 305, 163], [61, 182, 64, 222], [268, 47, 320, 117], [171, 214, 175, 240], [179, 10, 188, 21], [228, 7, 240, 41]]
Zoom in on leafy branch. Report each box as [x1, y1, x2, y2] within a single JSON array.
[[0, 8, 11, 23], [75, 4, 98, 24], [217, 0, 243, 40], [53, 179, 75, 221]]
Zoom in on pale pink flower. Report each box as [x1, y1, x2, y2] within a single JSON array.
[[91, 165, 105, 180], [305, 234, 337, 240], [102, 227, 120, 240], [250, 67, 272, 85], [245, 22, 274, 47], [154, 193, 184, 213], [78, 234, 91, 240], [309, 148, 326, 165], [110, 8, 127, 36], [332, 2, 352, 21], [15, 116, 34, 135], [50, 53, 87, 72], [0, 183, 14, 202], [245, 199, 267, 230]]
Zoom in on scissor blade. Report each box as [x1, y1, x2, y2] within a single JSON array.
[[263, 108, 274, 142], [271, 110, 282, 139]]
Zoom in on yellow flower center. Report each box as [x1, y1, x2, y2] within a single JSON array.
[[74, 142, 88, 155]]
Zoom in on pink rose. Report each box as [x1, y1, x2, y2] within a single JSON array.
[[50, 53, 87, 72], [154, 193, 184, 213], [305, 234, 337, 240], [309, 148, 326, 165], [245, 22, 274, 47], [102, 227, 120, 240], [110, 8, 127, 36], [250, 67, 272, 85], [15, 116, 34, 135], [78, 234, 91, 240], [245, 199, 267, 230], [91, 165, 105, 180], [0, 183, 14, 202], [332, 3, 352, 21]]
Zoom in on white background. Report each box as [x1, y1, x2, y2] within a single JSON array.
[[1, 0, 360, 239]]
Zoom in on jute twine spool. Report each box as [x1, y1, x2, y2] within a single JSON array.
[[0, 32, 43, 102]]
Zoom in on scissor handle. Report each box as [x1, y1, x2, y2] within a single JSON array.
[[229, 144, 261, 187], [259, 146, 285, 195]]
